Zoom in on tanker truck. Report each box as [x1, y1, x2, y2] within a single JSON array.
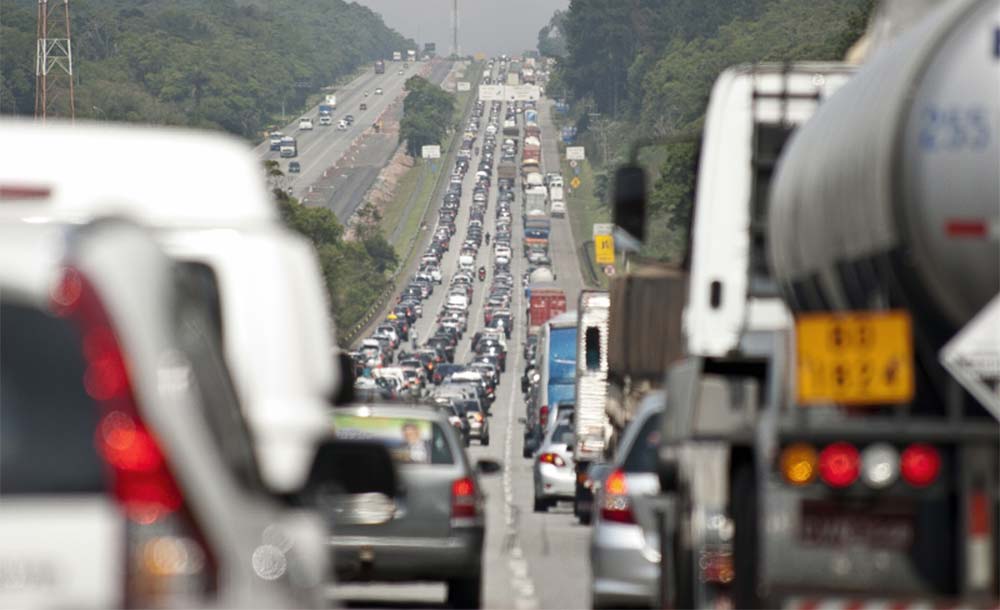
[[749, 1, 999, 607]]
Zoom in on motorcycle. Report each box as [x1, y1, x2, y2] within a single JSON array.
[[478, 266, 486, 282]]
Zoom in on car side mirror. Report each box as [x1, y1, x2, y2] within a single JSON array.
[[476, 459, 502, 475], [613, 163, 647, 243], [332, 351, 357, 405]]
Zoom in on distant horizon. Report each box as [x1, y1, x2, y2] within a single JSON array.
[[354, 0, 569, 56]]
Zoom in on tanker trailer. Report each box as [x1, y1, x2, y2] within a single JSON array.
[[755, 0, 999, 606]]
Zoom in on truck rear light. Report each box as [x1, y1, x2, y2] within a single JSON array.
[[538, 453, 566, 467], [539, 405, 549, 428], [860, 442, 899, 489], [818, 442, 860, 488], [967, 491, 993, 590], [451, 477, 479, 522], [600, 469, 636, 524], [53, 268, 217, 606], [900, 443, 940, 487], [779, 443, 817, 486]]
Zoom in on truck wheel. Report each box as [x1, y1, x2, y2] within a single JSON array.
[[732, 461, 761, 609], [533, 495, 549, 512], [481, 435, 490, 446], [446, 574, 482, 609], [522, 444, 532, 458]]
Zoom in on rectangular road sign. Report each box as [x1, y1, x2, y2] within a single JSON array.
[[566, 146, 586, 161], [421, 145, 441, 159], [478, 85, 504, 101], [506, 84, 541, 101], [594, 234, 615, 265], [593, 223, 614, 238], [796, 310, 915, 406]]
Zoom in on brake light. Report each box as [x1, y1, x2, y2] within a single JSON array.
[[538, 453, 566, 467], [900, 443, 940, 487], [818, 442, 860, 488], [451, 477, 479, 522], [53, 268, 217, 605], [600, 469, 635, 524], [539, 405, 549, 428]]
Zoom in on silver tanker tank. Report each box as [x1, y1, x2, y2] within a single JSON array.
[[768, 0, 998, 344]]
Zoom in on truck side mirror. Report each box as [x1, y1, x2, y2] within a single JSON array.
[[613, 164, 647, 243]]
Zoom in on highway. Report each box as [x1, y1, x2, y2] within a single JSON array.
[[255, 59, 452, 223], [334, 75, 592, 608]]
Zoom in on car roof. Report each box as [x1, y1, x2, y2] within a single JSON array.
[[0, 119, 275, 228]]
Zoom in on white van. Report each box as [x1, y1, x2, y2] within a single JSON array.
[[299, 117, 314, 130]]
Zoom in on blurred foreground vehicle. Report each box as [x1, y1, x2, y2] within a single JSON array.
[[0, 119, 338, 497], [325, 404, 500, 608], [0, 220, 324, 608]]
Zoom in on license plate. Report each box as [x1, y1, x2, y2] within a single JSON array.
[[800, 500, 914, 550], [795, 310, 915, 405]]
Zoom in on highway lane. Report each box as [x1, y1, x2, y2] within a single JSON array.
[[314, 60, 455, 223], [254, 60, 442, 206], [334, 91, 591, 610]]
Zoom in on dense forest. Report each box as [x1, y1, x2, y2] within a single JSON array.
[[0, 0, 411, 136], [543, 0, 873, 261]]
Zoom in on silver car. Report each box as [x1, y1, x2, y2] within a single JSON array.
[[532, 415, 576, 511], [589, 392, 664, 609], [325, 404, 499, 608]]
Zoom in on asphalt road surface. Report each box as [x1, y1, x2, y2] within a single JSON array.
[[254, 60, 452, 223], [331, 69, 591, 609]]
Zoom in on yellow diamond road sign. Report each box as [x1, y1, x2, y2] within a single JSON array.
[[570, 176, 581, 189], [594, 234, 615, 265]]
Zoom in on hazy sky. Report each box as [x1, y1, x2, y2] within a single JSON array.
[[354, 0, 569, 56]]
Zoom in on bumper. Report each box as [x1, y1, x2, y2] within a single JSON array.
[[537, 465, 575, 499], [590, 522, 658, 608], [330, 529, 483, 582]]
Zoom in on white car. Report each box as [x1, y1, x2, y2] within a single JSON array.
[[0, 219, 329, 608], [337, 120, 348, 131], [375, 87, 384, 95], [299, 117, 314, 130], [551, 199, 567, 217], [319, 114, 332, 126]]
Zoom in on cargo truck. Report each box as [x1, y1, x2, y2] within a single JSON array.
[[407, 49, 416, 62], [612, 62, 854, 609], [374, 59, 385, 74], [324, 94, 337, 109], [279, 135, 298, 158], [572, 290, 612, 524], [392, 51, 402, 61]]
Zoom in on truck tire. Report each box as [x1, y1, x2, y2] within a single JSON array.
[[481, 435, 490, 446], [732, 460, 761, 609], [533, 495, 550, 512], [447, 574, 482, 609]]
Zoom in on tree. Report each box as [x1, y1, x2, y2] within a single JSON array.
[[399, 76, 454, 157]]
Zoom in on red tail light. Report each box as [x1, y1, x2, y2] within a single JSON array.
[[538, 453, 566, 467], [900, 443, 940, 487], [53, 268, 217, 605], [539, 405, 549, 428], [600, 469, 636, 524], [818, 442, 860, 488], [451, 477, 479, 521]]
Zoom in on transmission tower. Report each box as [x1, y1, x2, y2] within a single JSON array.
[[451, 0, 460, 58], [35, 0, 75, 122]]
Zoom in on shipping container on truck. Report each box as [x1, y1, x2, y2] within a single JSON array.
[[527, 288, 567, 337], [572, 291, 612, 524], [537, 311, 578, 436]]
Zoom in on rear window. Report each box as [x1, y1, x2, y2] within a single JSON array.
[[623, 413, 662, 473], [334, 414, 454, 465], [0, 302, 105, 495], [551, 423, 574, 445]]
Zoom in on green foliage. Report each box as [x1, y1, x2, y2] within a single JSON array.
[[537, 10, 568, 58], [399, 75, 455, 157], [1, 0, 412, 136], [556, 0, 873, 262], [274, 190, 396, 334]]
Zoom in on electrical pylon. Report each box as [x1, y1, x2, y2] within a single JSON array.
[[35, 0, 75, 122]]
